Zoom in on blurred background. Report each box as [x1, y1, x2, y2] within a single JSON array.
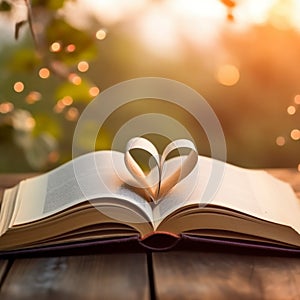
[[0, 0, 299, 172]]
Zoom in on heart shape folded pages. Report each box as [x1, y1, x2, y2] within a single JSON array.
[[124, 137, 198, 203]]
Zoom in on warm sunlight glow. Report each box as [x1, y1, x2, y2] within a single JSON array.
[[234, 0, 275, 25], [78, 0, 148, 25], [268, 0, 300, 30], [66, 0, 300, 57], [216, 64, 240, 86], [135, 0, 226, 57]]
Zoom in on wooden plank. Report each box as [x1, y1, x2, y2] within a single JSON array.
[[0, 254, 149, 300], [153, 251, 300, 300]]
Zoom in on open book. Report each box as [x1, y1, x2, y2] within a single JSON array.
[[1, 137, 300, 254]]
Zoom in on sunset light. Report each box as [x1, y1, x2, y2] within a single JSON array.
[[0, 0, 299, 172], [71, 0, 300, 57]]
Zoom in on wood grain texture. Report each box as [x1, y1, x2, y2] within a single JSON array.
[[0, 254, 149, 300], [153, 251, 300, 300]]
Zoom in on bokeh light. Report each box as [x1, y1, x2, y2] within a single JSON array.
[[65, 44, 76, 53], [68, 73, 82, 85], [0, 102, 14, 114], [276, 136, 286, 146], [287, 105, 296, 115], [89, 86, 100, 97], [26, 117, 36, 130], [50, 42, 62, 53], [96, 29, 107, 40], [65, 107, 79, 121], [39, 68, 50, 79], [26, 91, 42, 104], [13, 81, 24, 93], [48, 151, 60, 163], [295, 95, 300, 105], [77, 61, 89, 72], [61, 96, 73, 106], [290, 129, 300, 141], [53, 100, 65, 113], [216, 64, 240, 86]]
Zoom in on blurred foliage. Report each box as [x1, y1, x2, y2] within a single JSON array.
[[46, 19, 97, 64], [0, 1, 11, 12], [0, 0, 99, 171], [0, 0, 299, 172]]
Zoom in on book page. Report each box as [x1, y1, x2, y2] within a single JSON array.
[[153, 156, 300, 233], [13, 151, 153, 225]]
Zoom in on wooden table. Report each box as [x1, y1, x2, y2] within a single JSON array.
[[0, 170, 300, 300]]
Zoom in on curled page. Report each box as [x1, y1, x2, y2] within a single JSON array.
[[124, 137, 198, 203], [159, 139, 198, 199], [124, 137, 161, 200]]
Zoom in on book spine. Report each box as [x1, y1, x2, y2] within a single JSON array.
[[139, 231, 180, 251]]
